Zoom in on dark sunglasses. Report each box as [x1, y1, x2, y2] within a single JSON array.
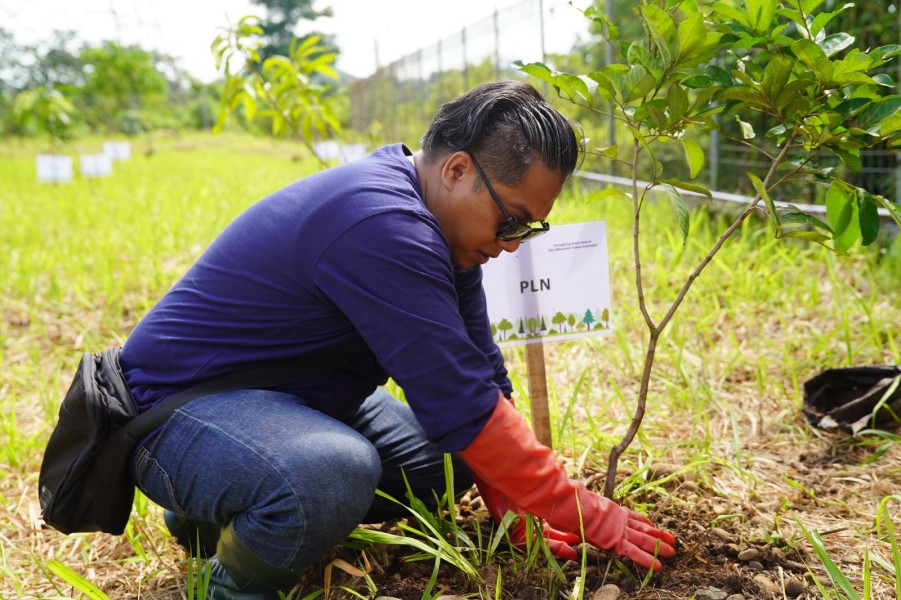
[[449, 143, 550, 242]]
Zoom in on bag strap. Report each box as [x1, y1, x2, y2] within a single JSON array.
[[118, 352, 369, 440]]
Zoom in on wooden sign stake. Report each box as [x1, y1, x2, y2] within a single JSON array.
[[525, 340, 552, 448]]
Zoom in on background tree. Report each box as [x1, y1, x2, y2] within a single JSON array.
[[77, 42, 168, 134], [250, 0, 334, 61], [11, 85, 77, 145]]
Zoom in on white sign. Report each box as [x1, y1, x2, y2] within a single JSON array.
[[103, 142, 131, 160], [313, 141, 369, 164], [313, 140, 341, 160], [482, 221, 613, 347], [36, 155, 73, 183], [338, 144, 369, 164], [80, 153, 113, 177]]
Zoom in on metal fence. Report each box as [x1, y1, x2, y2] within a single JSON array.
[[347, 0, 900, 203], [347, 0, 586, 140]]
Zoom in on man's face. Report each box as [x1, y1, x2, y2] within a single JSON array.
[[438, 153, 564, 271]]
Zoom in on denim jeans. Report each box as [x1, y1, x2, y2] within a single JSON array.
[[130, 388, 472, 571]]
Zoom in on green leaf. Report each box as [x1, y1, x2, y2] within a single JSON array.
[[660, 184, 690, 243], [748, 172, 779, 234], [706, 65, 733, 87], [680, 138, 704, 178], [792, 39, 833, 82], [881, 115, 901, 137], [830, 147, 862, 171], [858, 191, 880, 246], [677, 12, 706, 59], [584, 6, 620, 41], [834, 97, 871, 120], [554, 74, 594, 105], [667, 84, 690, 123], [746, 0, 777, 34], [639, 5, 677, 67], [623, 65, 657, 102], [826, 182, 858, 250], [661, 178, 713, 199], [45, 560, 110, 600], [712, 1, 749, 26], [778, 210, 833, 232], [858, 96, 901, 134], [819, 32, 855, 57], [874, 73, 896, 88], [682, 75, 716, 88], [781, 230, 833, 244], [762, 55, 794, 106], [810, 4, 854, 38], [596, 145, 619, 159], [736, 116, 756, 139], [590, 188, 632, 203], [516, 61, 554, 85]]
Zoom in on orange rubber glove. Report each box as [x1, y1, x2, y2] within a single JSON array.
[[459, 394, 676, 571], [474, 473, 582, 560]]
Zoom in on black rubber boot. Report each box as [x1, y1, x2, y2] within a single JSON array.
[[206, 521, 303, 600], [164, 510, 221, 558]]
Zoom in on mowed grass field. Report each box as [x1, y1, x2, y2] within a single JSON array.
[[2, 132, 901, 598]]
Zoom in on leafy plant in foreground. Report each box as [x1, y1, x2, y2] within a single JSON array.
[[519, 0, 901, 499]]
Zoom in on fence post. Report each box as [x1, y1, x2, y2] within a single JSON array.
[[493, 9, 501, 80], [462, 28, 469, 91], [604, 0, 615, 176]]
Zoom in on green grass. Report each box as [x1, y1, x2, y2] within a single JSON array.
[[2, 132, 901, 598]]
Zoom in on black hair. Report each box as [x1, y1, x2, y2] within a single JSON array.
[[420, 80, 581, 187]]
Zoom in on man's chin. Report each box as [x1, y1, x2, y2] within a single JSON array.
[[453, 263, 477, 274]]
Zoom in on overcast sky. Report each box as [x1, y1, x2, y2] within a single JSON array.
[[2, 0, 590, 81]]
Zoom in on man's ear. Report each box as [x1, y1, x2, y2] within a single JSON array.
[[440, 151, 471, 193]]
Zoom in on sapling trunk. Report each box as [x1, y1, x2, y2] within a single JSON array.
[[603, 135, 798, 499]]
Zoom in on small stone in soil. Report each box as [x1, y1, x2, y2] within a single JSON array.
[[747, 560, 764, 570], [725, 595, 745, 600], [753, 573, 779, 596], [591, 583, 622, 600], [710, 527, 732, 541], [737, 548, 760, 561], [694, 586, 728, 600], [785, 577, 806, 597]]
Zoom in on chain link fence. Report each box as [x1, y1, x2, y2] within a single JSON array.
[[347, 0, 900, 203], [347, 0, 586, 143]]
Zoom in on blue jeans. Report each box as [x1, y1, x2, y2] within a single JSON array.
[[130, 388, 472, 570]]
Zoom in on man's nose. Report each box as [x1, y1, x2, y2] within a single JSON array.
[[497, 237, 522, 253]]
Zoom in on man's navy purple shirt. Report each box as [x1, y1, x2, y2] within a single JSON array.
[[121, 144, 512, 451]]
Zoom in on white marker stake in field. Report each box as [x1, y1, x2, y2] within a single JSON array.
[[37, 155, 73, 183], [103, 142, 131, 161], [482, 221, 613, 446], [80, 154, 113, 177]]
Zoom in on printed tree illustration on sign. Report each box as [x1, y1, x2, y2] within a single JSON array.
[[601, 307, 610, 329], [552, 311, 567, 333], [567, 313, 577, 332], [497, 318, 513, 341], [582, 308, 595, 330]]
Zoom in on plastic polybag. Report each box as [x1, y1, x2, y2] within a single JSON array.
[[802, 366, 901, 434]]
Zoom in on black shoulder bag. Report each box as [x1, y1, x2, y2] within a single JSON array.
[[38, 347, 363, 535]]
